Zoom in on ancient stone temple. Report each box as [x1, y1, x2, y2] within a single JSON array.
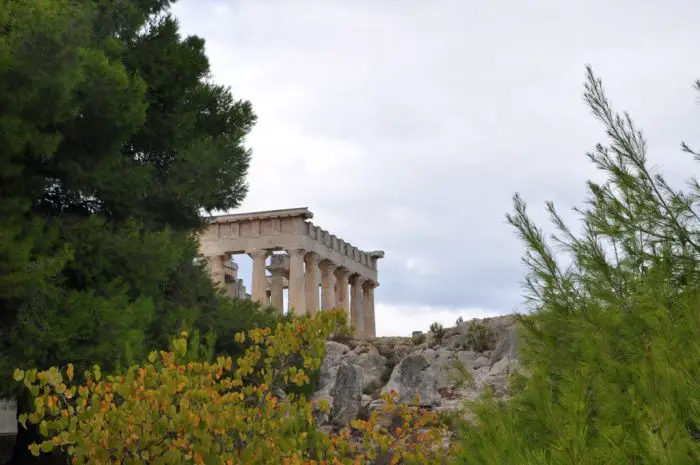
[[198, 207, 384, 339]]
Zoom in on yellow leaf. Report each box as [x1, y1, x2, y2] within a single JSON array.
[[13, 369, 24, 382], [66, 364, 74, 382]]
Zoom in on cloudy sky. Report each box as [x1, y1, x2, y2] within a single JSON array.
[[170, 0, 700, 336]]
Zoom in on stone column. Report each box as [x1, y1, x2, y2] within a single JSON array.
[[206, 255, 227, 287], [350, 275, 365, 339], [268, 256, 285, 314], [305, 252, 321, 315], [334, 267, 350, 315], [249, 249, 270, 304], [236, 279, 246, 299], [320, 262, 337, 310], [288, 248, 307, 315], [363, 281, 376, 339], [225, 255, 238, 297]]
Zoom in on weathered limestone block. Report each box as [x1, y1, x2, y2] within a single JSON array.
[[317, 341, 350, 390], [473, 355, 519, 397], [312, 342, 348, 426], [330, 364, 363, 427], [456, 350, 478, 369], [344, 343, 388, 393], [488, 318, 519, 364], [382, 354, 439, 407], [472, 355, 491, 370]]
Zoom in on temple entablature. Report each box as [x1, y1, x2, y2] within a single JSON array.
[[197, 207, 384, 339], [199, 207, 381, 283]]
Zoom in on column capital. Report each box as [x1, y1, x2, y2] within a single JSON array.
[[350, 274, 366, 285], [320, 260, 337, 271], [334, 266, 349, 277], [248, 249, 270, 260], [304, 251, 321, 264], [268, 266, 285, 277], [362, 279, 378, 289], [287, 248, 306, 258], [267, 254, 288, 273]]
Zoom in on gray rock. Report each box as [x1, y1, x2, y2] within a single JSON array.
[[272, 388, 287, 402], [331, 364, 363, 427], [473, 356, 490, 370], [311, 315, 521, 427], [489, 319, 519, 364], [382, 354, 439, 407], [435, 347, 453, 359], [318, 341, 350, 390], [345, 344, 388, 393], [456, 350, 478, 369]]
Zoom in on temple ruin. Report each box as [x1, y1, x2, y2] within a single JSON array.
[[198, 207, 384, 339]]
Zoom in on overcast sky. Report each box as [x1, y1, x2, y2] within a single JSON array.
[[171, 0, 700, 336]]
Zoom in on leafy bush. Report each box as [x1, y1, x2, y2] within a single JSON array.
[[411, 332, 427, 345], [328, 318, 353, 344], [429, 322, 446, 343], [193, 297, 283, 360], [464, 321, 496, 353], [13, 310, 451, 464]]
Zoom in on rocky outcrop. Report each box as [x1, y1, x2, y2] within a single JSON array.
[[312, 315, 519, 428]]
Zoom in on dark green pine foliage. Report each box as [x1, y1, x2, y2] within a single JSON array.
[[453, 68, 700, 464], [0, 0, 271, 403]]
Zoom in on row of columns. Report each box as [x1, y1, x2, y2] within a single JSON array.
[[249, 249, 376, 339]]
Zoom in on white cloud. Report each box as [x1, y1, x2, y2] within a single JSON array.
[[172, 0, 700, 336], [375, 303, 504, 337]]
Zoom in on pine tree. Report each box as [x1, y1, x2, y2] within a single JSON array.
[[0, 1, 272, 462], [453, 67, 700, 464]]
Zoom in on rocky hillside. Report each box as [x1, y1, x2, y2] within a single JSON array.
[[0, 316, 519, 464], [312, 315, 519, 429]]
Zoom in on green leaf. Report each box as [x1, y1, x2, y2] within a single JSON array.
[[39, 420, 48, 436]]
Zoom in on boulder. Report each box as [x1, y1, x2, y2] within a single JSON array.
[[330, 364, 363, 427], [382, 354, 439, 407], [344, 343, 388, 393], [318, 341, 350, 390]]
